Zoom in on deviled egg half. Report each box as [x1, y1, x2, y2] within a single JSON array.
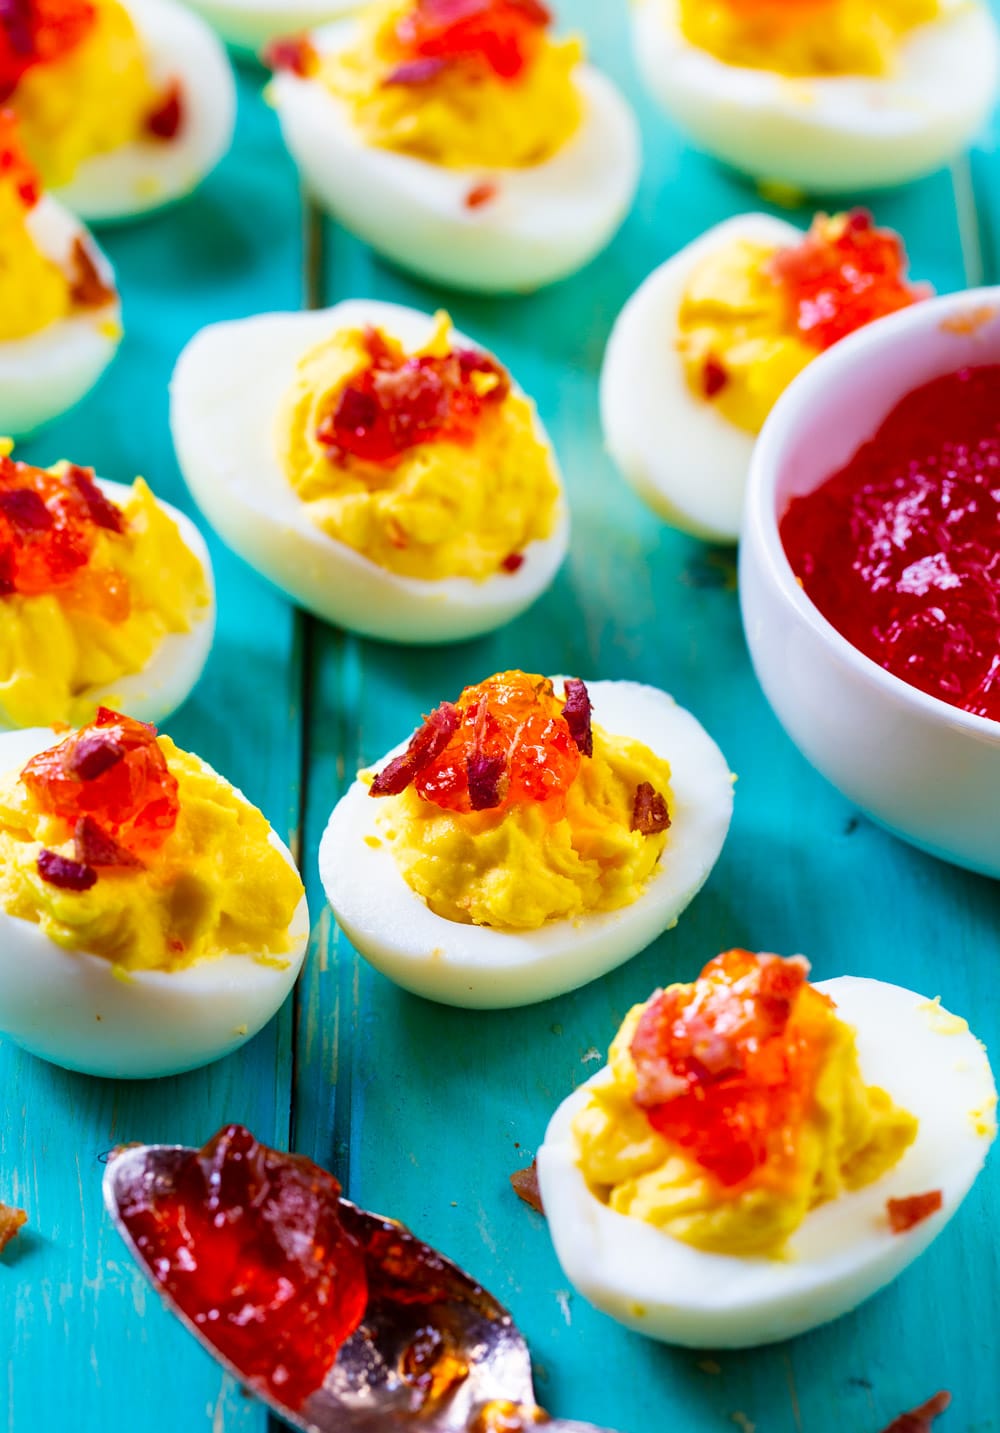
[[0, 712, 308, 1078], [268, 0, 640, 292], [184, 0, 360, 56], [539, 950, 997, 1347], [631, 0, 999, 192], [601, 209, 930, 543], [2, 0, 236, 222], [0, 448, 214, 729], [320, 670, 733, 1007], [0, 114, 121, 436], [171, 300, 568, 644]]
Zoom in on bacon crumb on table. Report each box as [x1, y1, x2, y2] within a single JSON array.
[[0, 1202, 26, 1254], [887, 1190, 943, 1234], [878, 1390, 951, 1433], [510, 1159, 544, 1214]]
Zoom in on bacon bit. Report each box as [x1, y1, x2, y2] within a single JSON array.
[[510, 1159, 544, 1215], [68, 238, 114, 309], [384, 55, 448, 85], [67, 731, 126, 781], [74, 815, 143, 869], [64, 465, 126, 534], [145, 80, 183, 140], [264, 34, 319, 76], [879, 1391, 951, 1433], [37, 849, 97, 891], [0, 487, 52, 532], [702, 355, 729, 398], [560, 678, 593, 759], [500, 552, 524, 573], [467, 750, 507, 811], [887, 1190, 943, 1234], [631, 781, 670, 835], [0, 1202, 26, 1255], [465, 181, 498, 210], [370, 701, 461, 798]]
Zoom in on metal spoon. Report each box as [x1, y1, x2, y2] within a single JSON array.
[[104, 1142, 620, 1433]]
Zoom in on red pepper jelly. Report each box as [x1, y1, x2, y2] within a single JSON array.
[[116, 1126, 368, 1411], [630, 951, 834, 1188], [780, 365, 1000, 724], [391, 0, 551, 83], [317, 327, 510, 470], [0, 456, 126, 600], [0, 0, 96, 100]]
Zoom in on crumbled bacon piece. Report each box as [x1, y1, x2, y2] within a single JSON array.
[[560, 678, 593, 759], [67, 731, 126, 781], [467, 750, 507, 811], [0, 1202, 26, 1254], [510, 1159, 544, 1215], [887, 1191, 943, 1234], [702, 355, 729, 398], [500, 552, 524, 573], [879, 1391, 951, 1433], [0, 487, 52, 532], [384, 55, 448, 85], [37, 849, 97, 891], [264, 34, 319, 76], [64, 465, 126, 533], [74, 814, 143, 869], [631, 781, 670, 835], [465, 181, 498, 210], [68, 238, 114, 309], [369, 701, 460, 797], [145, 80, 183, 140]]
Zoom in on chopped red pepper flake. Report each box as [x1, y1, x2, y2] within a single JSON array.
[[631, 781, 670, 835], [68, 238, 114, 309], [263, 34, 319, 77], [465, 180, 498, 210], [769, 209, 931, 352], [0, 0, 96, 102], [37, 848, 96, 891], [702, 354, 729, 398], [887, 1190, 943, 1234], [392, 0, 552, 82], [23, 709, 179, 862], [630, 951, 829, 1187], [879, 1391, 951, 1433], [560, 677, 593, 759], [0, 455, 127, 598], [317, 327, 511, 470], [369, 701, 460, 797], [500, 551, 524, 573], [145, 79, 184, 140], [510, 1159, 544, 1214]]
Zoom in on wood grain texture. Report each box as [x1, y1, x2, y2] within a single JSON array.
[[3, 3, 1000, 1432]]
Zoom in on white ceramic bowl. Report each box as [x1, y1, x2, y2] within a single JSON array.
[[739, 286, 1000, 878]]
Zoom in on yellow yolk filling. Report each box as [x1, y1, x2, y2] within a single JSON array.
[[13, 0, 155, 189], [679, 0, 940, 77], [0, 475, 210, 729], [277, 314, 561, 582], [377, 724, 673, 931], [320, 0, 582, 168], [573, 998, 917, 1256], [0, 737, 304, 972], [0, 185, 73, 341], [677, 236, 816, 436]]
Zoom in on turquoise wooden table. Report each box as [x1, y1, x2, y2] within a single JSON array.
[[4, 3, 1000, 1429]]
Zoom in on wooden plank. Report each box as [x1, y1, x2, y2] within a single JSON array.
[[2, 65, 304, 1433], [295, 4, 1000, 1432]]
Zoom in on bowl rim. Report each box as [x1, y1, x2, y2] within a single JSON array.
[[743, 282, 1000, 747]]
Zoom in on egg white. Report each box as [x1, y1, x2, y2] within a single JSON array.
[[0, 478, 215, 732], [632, 0, 999, 193], [51, 0, 236, 223], [170, 299, 569, 644], [0, 727, 309, 1079], [183, 0, 363, 56], [537, 975, 996, 1348], [270, 16, 640, 293], [600, 212, 802, 545], [319, 679, 734, 1009], [0, 197, 121, 439]]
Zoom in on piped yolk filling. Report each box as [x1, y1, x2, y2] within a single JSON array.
[[0, 113, 116, 341], [2, 0, 178, 189], [316, 0, 582, 168], [679, 0, 940, 77], [573, 950, 917, 1256], [369, 671, 674, 931], [677, 211, 929, 435], [0, 711, 304, 972], [277, 313, 560, 582], [0, 455, 209, 728]]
